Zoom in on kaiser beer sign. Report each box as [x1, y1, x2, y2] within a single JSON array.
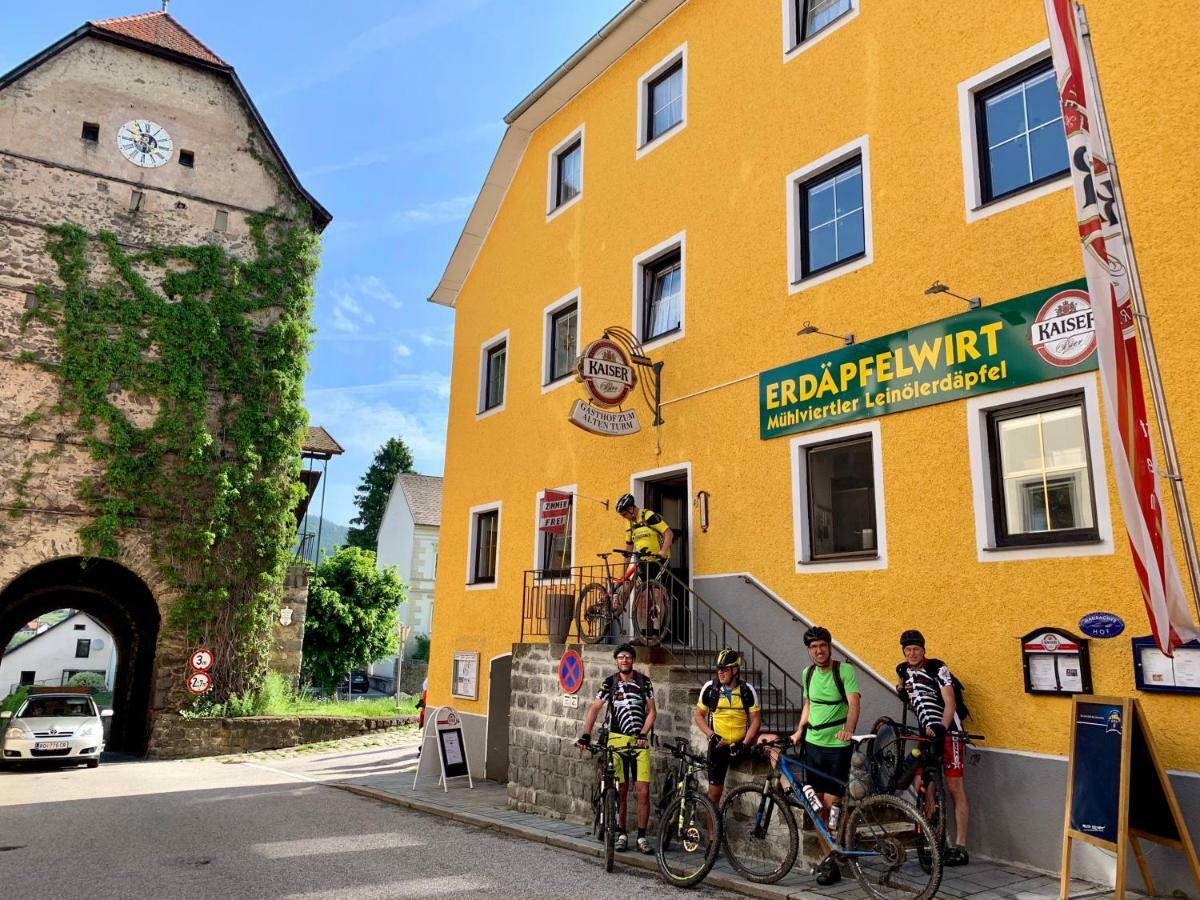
[[570, 337, 641, 436]]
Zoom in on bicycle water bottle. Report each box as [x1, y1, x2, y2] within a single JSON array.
[[801, 783, 823, 817], [827, 801, 841, 835], [893, 745, 924, 792]]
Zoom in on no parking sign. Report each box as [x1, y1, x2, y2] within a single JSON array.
[[559, 649, 584, 694]]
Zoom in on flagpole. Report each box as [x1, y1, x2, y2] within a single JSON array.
[[1075, 2, 1200, 621]]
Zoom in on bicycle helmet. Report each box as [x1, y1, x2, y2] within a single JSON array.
[[615, 493, 636, 513], [613, 643, 637, 660], [803, 625, 832, 646], [715, 648, 741, 669], [899, 629, 926, 649]]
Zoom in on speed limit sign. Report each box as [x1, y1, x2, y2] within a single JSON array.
[[187, 671, 213, 695], [189, 648, 214, 672]]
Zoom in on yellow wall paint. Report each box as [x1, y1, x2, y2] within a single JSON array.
[[429, 0, 1200, 769]]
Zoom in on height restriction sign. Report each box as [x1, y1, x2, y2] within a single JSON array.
[[189, 648, 214, 672], [187, 671, 213, 695]]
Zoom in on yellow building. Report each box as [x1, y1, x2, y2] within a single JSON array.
[[429, 0, 1200, 882]]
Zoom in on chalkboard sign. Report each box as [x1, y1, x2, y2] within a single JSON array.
[[1061, 696, 1199, 900], [438, 727, 470, 780]]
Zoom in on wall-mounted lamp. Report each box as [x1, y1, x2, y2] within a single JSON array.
[[924, 281, 981, 310], [696, 490, 710, 533], [796, 321, 855, 346]]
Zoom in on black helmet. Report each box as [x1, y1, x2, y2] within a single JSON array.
[[900, 629, 926, 649], [803, 625, 832, 647], [615, 493, 636, 513], [613, 643, 637, 660], [715, 648, 741, 669]]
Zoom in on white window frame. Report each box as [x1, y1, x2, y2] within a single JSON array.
[[466, 501, 502, 590], [542, 290, 581, 393], [790, 420, 888, 573], [636, 43, 688, 159], [959, 40, 1072, 223], [782, 0, 860, 63], [533, 483, 578, 584], [966, 373, 1114, 562], [630, 461, 693, 592], [786, 135, 873, 294], [476, 329, 509, 420], [631, 231, 686, 351], [546, 124, 585, 221]]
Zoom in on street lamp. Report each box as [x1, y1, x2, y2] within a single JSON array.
[[924, 281, 981, 310], [796, 321, 855, 346]]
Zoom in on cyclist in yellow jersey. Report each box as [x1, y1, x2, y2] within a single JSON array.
[[616, 493, 673, 577], [693, 648, 761, 805]]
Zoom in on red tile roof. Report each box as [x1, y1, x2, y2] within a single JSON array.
[[90, 11, 228, 69], [303, 426, 345, 457]]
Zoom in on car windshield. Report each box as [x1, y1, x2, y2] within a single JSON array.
[[18, 697, 96, 718]]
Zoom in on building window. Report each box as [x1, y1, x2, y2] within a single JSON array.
[[976, 61, 1068, 204], [634, 235, 685, 346], [799, 157, 865, 279], [545, 298, 578, 386], [81, 122, 100, 143], [796, 0, 853, 43], [20, 671, 35, 686], [536, 488, 576, 580], [986, 394, 1098, 546], [637, 45, 687, 156], [213, 210, 229, 233], [468, 505, 501, 586], [24, 293, 38, 311], [478, 334, 508, 415], [548, 128, 584, 215], [74, 623, 86, 631], [129, 190, 146, 212], [75, 639, 91, 658], [806, 437, 877, 560], [179, 149, 195, 168]]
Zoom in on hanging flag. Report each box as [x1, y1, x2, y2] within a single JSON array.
[[539, 490, 572, 534], [1044, 0, 1198, 654]]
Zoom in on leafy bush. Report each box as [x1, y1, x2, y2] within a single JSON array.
[[411, 634, 430, 661], [1, 686, 30, 715], [67, 672, 107, 689], [178, 671, 416, 719]]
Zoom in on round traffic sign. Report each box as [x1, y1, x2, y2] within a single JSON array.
[[189, 648, 214, 672], [559, 649, 584, 694], [187, 671, 212, 695]]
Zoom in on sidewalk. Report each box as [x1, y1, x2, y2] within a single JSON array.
[[269, 738, 1125, 900]]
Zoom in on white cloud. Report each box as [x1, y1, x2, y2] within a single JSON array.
[[393, 343, 413, 360], [330, 196, 476, 244], [358, 275, 402, 309], [298, 122, 504, 179], [418, 332, 453, 348], [308, 373, 450, 398], [329, 291, 374, 333], [305, 392, 449, 476], [393, 195, 476, 226]]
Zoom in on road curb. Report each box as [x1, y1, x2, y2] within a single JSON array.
[[332, 783, 821, 898]]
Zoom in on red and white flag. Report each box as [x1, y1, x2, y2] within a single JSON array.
[[1044, 0, 1198, 653], [539, 490, 572, 534]]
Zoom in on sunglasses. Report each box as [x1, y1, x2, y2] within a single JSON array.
[[616, 654, 634, 661]]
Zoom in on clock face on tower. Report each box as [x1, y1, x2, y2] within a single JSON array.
[[117, 120, 173, 168]]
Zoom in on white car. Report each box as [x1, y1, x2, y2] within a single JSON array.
[[1, 692, 112, 768]]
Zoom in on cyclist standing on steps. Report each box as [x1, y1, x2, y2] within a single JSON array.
[[896, 629, 970, 867], [610, 493, 673, 643], [577, 643, 657, 854], [693, 648, 761, 807]]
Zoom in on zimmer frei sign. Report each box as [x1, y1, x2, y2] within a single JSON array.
[[570, 337, 641, 436], [760, 279, 1095, 440]]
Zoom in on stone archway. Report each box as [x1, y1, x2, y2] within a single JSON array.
[[0, 558, 161, 753]]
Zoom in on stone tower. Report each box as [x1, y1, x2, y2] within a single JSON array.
[[0, 12, 329, 752]]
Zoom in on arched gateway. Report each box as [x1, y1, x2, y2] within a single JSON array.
[[0, 558, 161, 753]]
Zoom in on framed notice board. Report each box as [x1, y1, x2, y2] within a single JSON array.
[[1061, 696, 1200, 899], [1131, 636, 1200, 695], [437, 727, 470, 780]]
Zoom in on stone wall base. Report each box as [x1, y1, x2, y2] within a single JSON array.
[[146, 713, 416, 760]]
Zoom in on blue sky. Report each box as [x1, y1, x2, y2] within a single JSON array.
[[3, 1, 627, 526]]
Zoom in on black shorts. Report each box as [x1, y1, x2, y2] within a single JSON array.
[[802, 744, 852, 797], [707, 743, 744, 786]]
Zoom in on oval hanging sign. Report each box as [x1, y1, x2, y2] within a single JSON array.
[[1079, 612, 1125, 639], [576, 338, 636, 408]]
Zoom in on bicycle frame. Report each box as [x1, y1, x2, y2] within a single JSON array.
[[769, 748, 875, 859]]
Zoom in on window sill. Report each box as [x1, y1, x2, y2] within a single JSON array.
[[965, 173, 1070, 223], [788, 250, 872, 295], [546, 192, 582, 223], [982, 538, 1104, 552], [476, 402, 507, 421], [783, 5, 859, 63], [639, 326, 684, 353], [800, 553, 878, 565], [541, 374, 574, 395], [637, 121, 685, 160], [466, 581, 498, 592]]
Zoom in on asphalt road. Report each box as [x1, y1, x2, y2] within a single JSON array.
[[0, 751, 711, 900]]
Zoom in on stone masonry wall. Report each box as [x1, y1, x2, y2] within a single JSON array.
[[146, 714, 417, 760]]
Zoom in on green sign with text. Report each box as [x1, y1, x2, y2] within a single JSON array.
[[760, 279, 1095, 440]]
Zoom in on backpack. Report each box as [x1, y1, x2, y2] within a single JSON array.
[[896, 658, 970, 722], [802, 661, 848, 735]]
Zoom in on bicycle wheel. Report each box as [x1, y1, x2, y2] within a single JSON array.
[[632, 581, 671, 646], [576, 583, 613, 644], [604, 784, 619, 872], [913, 768, 947, 874], [656, 791, 721, 887], [720, 784, 798, 884], [844, 793, 942, 900]]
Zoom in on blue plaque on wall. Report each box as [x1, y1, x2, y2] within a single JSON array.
[[1079, 612, 1125, 639]]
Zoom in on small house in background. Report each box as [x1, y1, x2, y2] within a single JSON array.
[[0, 611, 115, 695], [370, 473, 442, 688]]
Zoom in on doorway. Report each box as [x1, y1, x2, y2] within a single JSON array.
[[638, 469, 690, 646], [485, 653, 512, 783]]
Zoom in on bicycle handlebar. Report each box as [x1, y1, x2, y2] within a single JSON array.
[[887, 722, 985, 742]]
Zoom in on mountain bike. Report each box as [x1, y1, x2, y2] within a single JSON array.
[[721, 738, 943, 900], [654, 737, 721, 887], [575, 549, 671, 647], [582, 733, 646, 873], [868, 718, 984, 873]]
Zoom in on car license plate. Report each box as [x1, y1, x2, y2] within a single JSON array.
[[35, 741, 69, 751]]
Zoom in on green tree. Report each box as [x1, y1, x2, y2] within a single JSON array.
[[347, 437, 415, 550], [301, 546, 405, 694]]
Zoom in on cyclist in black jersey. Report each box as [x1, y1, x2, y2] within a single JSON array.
[[577, 643, 657, 854], [693, 648, 761, 806]]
